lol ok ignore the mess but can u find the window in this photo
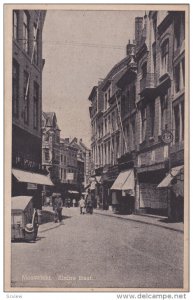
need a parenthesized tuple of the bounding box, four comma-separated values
(131, 118, 135, 150)
(175, 60, 185, 94)
(174, 12, 185, 51)
(33, 24, 38, 65)
(161, 39, 169, 75)
(175, 63, 180, 93)
(174, 105, 180, 142)
(131, 86, 136, 111)
(141, 62, 147, 78)
(24, 71, 29, 124)
(181, 101, 184, 141)
(116, 134, 120, 158)
(173, 101, 184, 143)
(13, 10, 18, 40)
(141, 107, 147, 142)
(112, 111, 115, 131)
(160, 92, 168, 132)
(108, 89, 111, 100)
(104, 93, 108, 110)
(182, 58, 185, 88)
(150, 101, 155, 137)
(121, 95, 126, 116)
(33, 82, 39, 129)
(44, 149, 50, 161)
(12, 60, 19, 118)
(63, 169, 66, 180)
(23, 11, 29, 53)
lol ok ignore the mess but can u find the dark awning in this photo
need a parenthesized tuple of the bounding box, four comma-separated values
(157, 166, 184, 188)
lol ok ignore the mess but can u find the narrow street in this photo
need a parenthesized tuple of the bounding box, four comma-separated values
(11, 208, 183, 289)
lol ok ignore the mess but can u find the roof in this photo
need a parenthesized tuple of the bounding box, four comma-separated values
(42, 112, 60, 130)
(88, 86, 98, 101)
(12, 196, 33, 211)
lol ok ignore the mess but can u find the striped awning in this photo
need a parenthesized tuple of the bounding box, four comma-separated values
(111, 169, 135, 191)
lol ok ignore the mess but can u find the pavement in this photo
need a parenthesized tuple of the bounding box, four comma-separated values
(39, 206, 184, 233)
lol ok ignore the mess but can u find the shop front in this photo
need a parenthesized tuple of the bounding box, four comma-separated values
(12, 168, 54, 209)
(157, 165, 184, 221)
(110, 169, 135, 214)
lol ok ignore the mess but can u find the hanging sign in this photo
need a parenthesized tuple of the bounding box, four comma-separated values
(161, 130, 173, 144)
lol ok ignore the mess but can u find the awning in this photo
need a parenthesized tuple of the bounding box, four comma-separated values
(12, 196, 33, 211)
(12, 169, 53, 186)
(111, 169, 135, 191)
(68, 190, 79, 194)
(157, 165, 184, 188)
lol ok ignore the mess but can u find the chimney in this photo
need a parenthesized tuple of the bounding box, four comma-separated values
(135, 17, 143, 46)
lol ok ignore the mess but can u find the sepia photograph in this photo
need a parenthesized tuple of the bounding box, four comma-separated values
(4, 4, 189, 292)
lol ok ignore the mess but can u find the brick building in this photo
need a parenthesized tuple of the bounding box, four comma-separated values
(12, 10, 53, 207)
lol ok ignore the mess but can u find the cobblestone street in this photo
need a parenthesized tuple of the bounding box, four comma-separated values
(11, 207, 183, 290)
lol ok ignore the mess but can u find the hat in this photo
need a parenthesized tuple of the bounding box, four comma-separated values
(25, 223, 34, 233)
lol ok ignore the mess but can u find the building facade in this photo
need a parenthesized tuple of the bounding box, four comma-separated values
(42, 112, 61, 185)
(12, 10, 52, 207)
(88, 10, 185, 219)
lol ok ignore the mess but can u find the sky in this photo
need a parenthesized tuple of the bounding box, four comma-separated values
(42, 9, 145, 147)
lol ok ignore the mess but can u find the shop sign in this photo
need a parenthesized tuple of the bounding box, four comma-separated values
(67, 173, 74, 180)
(27, 183, 38, 190)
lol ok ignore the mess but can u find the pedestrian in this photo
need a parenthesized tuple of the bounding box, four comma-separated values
(53, 194, 63, 223)
(79, 196, 85, 215)
(86, 189, 93, 214)
(72, 198, 76, 207)
(67, 198, 71, 208)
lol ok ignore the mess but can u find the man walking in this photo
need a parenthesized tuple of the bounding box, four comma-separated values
(53, 194, 63, 222)
(79, 196, 85, 215)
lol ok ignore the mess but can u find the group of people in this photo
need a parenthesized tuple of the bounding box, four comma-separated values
(52, 190, 93, 222)
(79, 190, 93, 215)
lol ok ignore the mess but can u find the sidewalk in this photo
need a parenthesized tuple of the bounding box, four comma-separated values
(38, 206, 184, 233)
(94, 209, 184, 233)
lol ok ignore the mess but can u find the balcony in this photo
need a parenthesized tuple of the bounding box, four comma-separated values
(140, 73, 156, 96)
